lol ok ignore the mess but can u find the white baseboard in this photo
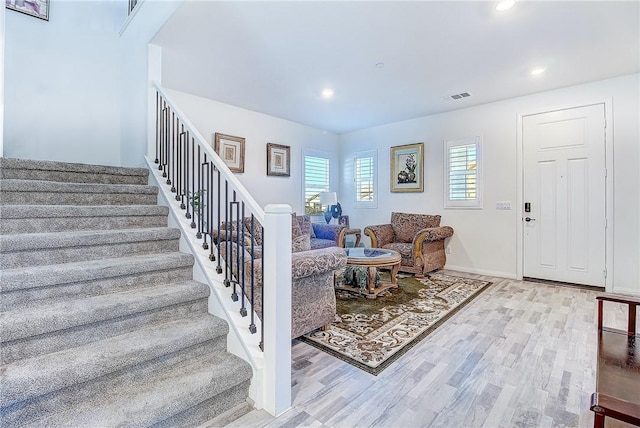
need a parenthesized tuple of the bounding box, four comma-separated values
(444, 264, 517, 280)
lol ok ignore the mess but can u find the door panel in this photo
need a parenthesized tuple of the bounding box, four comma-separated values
(523, 104, 605, 287)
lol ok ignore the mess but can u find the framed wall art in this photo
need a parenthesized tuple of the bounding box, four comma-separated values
(390, 142, 424, 192)
(6, 0, 49, 20)
(266, 143, 290, 177)
(214, 133, 245, 173)
(338, 215, 350, 228)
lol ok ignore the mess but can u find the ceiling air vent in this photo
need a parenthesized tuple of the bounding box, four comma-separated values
(441, 92, 472, 101)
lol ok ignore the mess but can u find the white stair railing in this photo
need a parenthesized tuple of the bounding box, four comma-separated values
(146, 81, 292, 416)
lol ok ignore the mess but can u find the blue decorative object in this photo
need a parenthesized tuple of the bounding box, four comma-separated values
(330, 202, 342, 219)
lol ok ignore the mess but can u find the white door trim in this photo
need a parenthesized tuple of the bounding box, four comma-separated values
(516, 98, 614, 290)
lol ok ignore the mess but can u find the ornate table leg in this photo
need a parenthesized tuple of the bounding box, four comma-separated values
(390, 263, 400, 285)
(367, 266, 377, 296)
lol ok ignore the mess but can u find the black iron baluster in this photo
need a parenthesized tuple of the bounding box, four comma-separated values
(209, 162, 216, 261)
(249, 214, 257, 334)
(223, 180, 230, 286)
(201, 155, 209, 249)
(166, 112, 173, 185)
(186, 136, 194, 221)
(177, 126, 184, 204)
(170, 115, 177, 193)
(216, 170, 223, 271)
(194, 144, 201, 233)
(183, 131, 190, 213)
(155, 92, 159, 164)
(240, 202, 247, 317)
(159, 100, 165, 172)
(259, 229, 264, 351)
(230, 198, 239, 302)
(161, 106, 168, 178)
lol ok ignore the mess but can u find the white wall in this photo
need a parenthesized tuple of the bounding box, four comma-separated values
(164, 89, 340, 212)
(340, 74, 640, 294)
(4, 1, 123, 165)
(1, 2, 5, 156)
(4, 0, 181, 167)
(118, 0, 181, 167)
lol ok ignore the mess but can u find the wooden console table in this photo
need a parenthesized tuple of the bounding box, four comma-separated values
(590, 293, 640, 428)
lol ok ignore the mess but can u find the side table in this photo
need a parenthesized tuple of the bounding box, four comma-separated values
(343, 228, 361, 247)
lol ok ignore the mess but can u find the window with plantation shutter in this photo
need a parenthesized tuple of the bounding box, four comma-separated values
(444, 137, 482, 209)
(303, 152, 330, 215)
(354, 150, 376, 208)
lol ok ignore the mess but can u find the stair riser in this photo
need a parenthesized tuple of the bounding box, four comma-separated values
(1, 299, 209, 365)
(157, 380, 251, 428)
(1, 318, 229, 409)
(0, 169, 149, 185)
(0, 239, 180, 269)
(1, 267, 194, 311)
(1, 339, 226, 428)
(0, 191, 157, 206)
(1, 215, 169, 234)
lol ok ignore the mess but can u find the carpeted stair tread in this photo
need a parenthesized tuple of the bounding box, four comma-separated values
(1, 280, 209, 343)
(0, 314, 228, 408)
(0, 205, 170, 233)
(0, 227, 180, 252)
(1, 253, 194, 293)
(0, 179, 158, 195)
(0, 157, 149, 183)
(0, 158, 253, 426)
(32, 351, 252, 428)
(0, 204, 169, 219)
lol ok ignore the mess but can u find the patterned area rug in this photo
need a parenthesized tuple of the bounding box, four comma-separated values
(300, 272, 492, 375)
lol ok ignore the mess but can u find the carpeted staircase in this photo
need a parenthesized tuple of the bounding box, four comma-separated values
(0, 157, 253, 427)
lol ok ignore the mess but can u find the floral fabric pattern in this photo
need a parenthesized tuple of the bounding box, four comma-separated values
(296, 214, 315, 238)
(218, 241, 347, 338)
(365, 213, 453, 276)
(391, 212, 440, 243)
(292, 235, 311, 253)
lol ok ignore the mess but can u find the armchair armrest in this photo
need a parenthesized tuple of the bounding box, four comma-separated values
(413, 226, 454, 256)
(291, 247, 347, 280)
(364, 224, 394, 248)
(312, 223, 347, 247)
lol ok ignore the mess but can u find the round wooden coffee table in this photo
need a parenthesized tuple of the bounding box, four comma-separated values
(336, 248, 402, 299)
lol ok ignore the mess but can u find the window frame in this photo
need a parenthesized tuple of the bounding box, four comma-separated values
(444, 136, 483, 209)
(303, 149, 331, 216)
(353, 149, 377, 209)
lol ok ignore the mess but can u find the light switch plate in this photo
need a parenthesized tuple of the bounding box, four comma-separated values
(496, 201, 511, 210)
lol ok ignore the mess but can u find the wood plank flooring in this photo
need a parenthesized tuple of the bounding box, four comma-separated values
(228, 271, 635, 428)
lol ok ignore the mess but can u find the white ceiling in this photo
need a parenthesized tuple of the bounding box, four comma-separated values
(152, 1, 640, 134)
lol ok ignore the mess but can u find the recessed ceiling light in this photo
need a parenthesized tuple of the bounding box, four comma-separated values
(496, 0, 515, 11)
(321, 88, 334, 99)
(530, 67, 546, 76)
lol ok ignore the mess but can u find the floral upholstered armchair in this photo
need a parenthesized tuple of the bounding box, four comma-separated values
(364, 212, 454, 277)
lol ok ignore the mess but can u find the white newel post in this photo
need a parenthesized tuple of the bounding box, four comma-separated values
(262, 204, 292, 416)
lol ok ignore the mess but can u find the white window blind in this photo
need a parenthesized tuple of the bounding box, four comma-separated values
(304, 153, 330, 215)
(444, 137, 482, 209)
(354, 150, 376, 208)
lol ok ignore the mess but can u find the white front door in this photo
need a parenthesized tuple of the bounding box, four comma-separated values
(523, 104, 606, 287)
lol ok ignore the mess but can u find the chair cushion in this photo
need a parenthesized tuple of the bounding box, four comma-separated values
(382, 243, 414, 267)
(391, 212, 441, 243)
(292, 234, 311, 253)
(310, 237, 336, 250)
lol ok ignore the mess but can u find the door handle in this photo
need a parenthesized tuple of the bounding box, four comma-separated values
(525, 217, 536, 222)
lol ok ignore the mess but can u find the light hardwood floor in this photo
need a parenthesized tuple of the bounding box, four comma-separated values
(229, 271, 634, 428)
